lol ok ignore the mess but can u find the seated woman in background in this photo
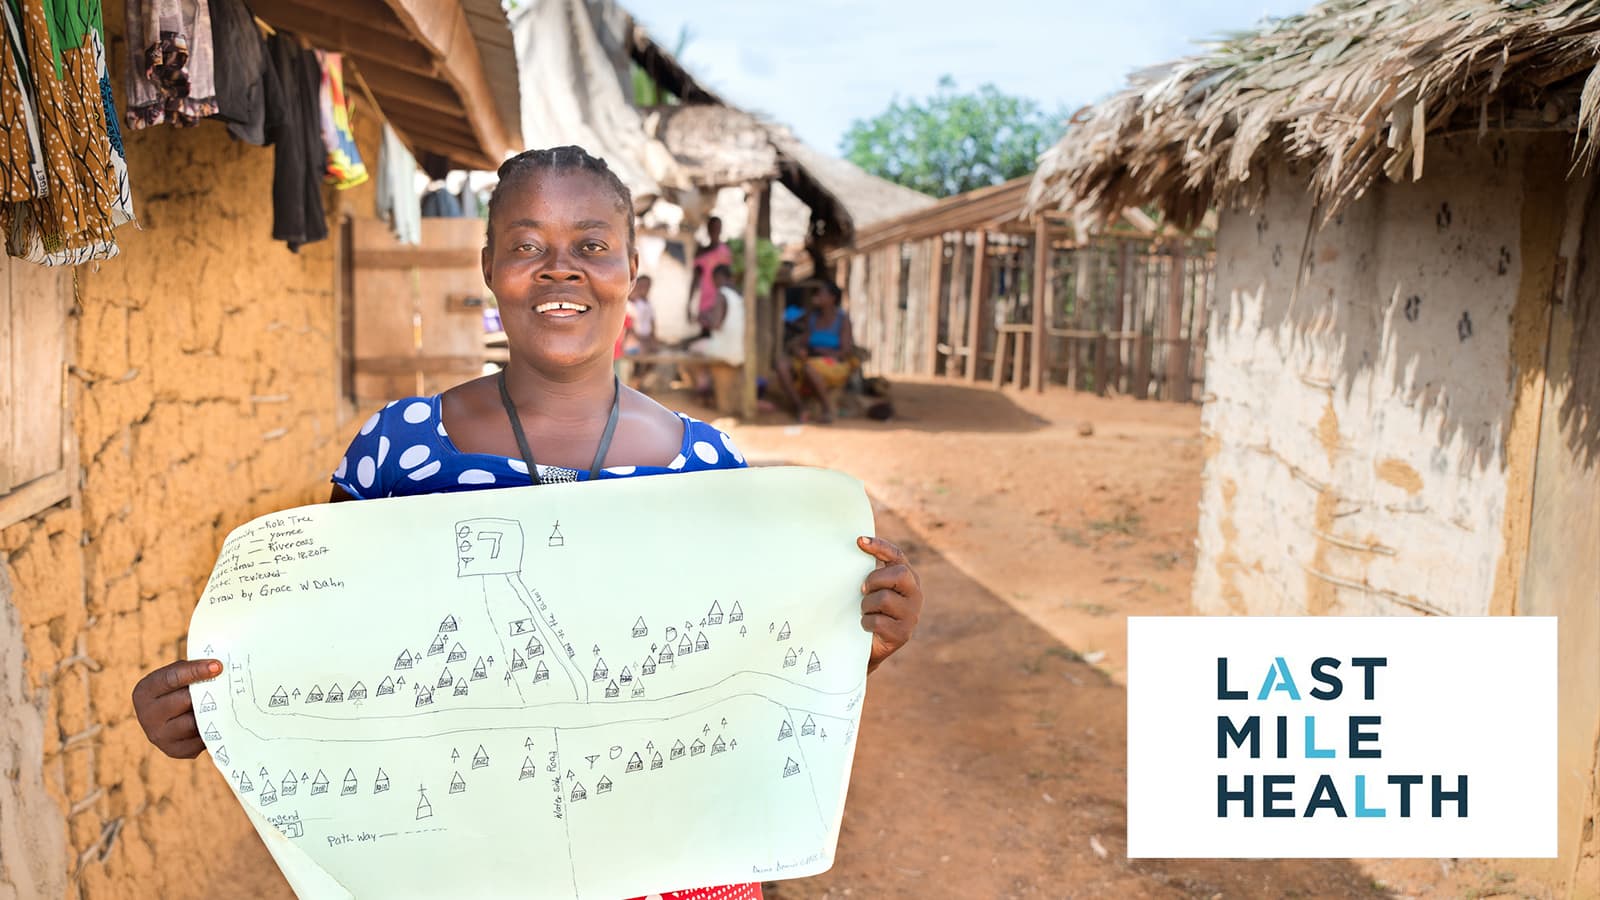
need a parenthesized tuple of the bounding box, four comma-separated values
(792, 279, 856, 424)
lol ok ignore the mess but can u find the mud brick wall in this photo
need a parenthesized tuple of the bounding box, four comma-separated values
(0, 12, 385, 894)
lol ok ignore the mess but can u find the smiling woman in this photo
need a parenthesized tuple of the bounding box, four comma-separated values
(128, 144, 926, 900)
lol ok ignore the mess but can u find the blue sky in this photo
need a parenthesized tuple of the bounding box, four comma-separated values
(624, 0, 1309, 153)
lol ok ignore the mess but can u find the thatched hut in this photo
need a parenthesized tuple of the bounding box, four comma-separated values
(1028, 0, 1598, 889)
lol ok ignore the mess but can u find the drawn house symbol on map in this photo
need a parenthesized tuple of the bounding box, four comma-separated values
(472, 745, 489, 770)
(198, 691, 217, 713)
(416, 790, 433, 820)
(349, 682, 368, 701)
(439, 615, 458, 632)
(202, 723, 221, 744)
(711, 736, 727, 755)
(729, 602, 744, 623)
(783, 648, 797, 668)
(677, 634, 692, 656)
(450, 772, 466, 794)
(778, 622, 791, 640)
(325, 684, 344, 703)
(238, 772, 254, 793)
(632, 681, 645, 698)
(269, 687, 288, 707)
(604, 680, 619, 699)
(377, 677, 395, 697)
(706, 602, 724, 625)
(471, 658, 487, 680)
(690, 739, 706, 757)
(548, 522, 565, 547)
(310, 771, 329, 795)
(671, 740, 686, 760)
(415, 685, 434, 706)
(619, 666, 632, 684)
(453, 678, 469, 697)
(447, 643, 467, 663)
(632, 616, 648, 638)
(596, 775, 614, 795)
(374, 769, 391, 793)
(592, 659, 608, 682)
(532, 660, 550, 683)
(259, 781, 278, 806)
(695, 632, 709, 652)
(658, 644, 674, 664)
(395, 650, 414, 670)
(569, 781, 586, 801)
(213, 746, 229, 766)
(783, 757, 800, 777)
(807, 652, 821, 675)
(341, 770, 358, 796)
(281, 771, 298, 796)
(436, 668, 453, 689)
(778, 720, 793, 740)
(801, 716, 817, 736)
(510, 649, 527, 672)
(625, 752, 643, 773)
(520, 757, 537, 780)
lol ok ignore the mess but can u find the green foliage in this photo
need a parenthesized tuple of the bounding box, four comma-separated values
(726, 238, 782, 299)
(841, 76, 1067, 198)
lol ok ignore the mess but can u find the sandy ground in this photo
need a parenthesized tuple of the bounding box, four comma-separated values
(184, 378, 1550, 899)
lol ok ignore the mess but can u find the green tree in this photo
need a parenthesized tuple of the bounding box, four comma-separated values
(841, 77, 1066, 198)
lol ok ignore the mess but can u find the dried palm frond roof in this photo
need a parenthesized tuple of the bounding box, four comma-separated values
(1026, 0, 1600, 226)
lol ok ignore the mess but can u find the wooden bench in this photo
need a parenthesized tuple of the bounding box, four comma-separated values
(624, 349, 742, 415)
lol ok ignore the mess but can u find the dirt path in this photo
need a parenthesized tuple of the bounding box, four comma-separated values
(710, 379, 1532, 900)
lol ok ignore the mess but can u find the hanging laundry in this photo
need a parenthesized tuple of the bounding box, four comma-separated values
(375, 123, 420, 245)
(124, 0, 220, 129)
(208, 0, 278, 145)
(0, 0, 48, 201)
(2, 0, 133, 265)
(265, 31, 326, 251)
(316, 51, 366, 188)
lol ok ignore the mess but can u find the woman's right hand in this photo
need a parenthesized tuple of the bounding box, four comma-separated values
(131, 659, 222, 758)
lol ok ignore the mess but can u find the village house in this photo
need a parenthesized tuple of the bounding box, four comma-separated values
(1027, 1, 1598, 893)
(0, 1, 518, 896)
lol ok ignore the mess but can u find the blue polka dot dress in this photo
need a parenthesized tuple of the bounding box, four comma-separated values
(331, 395, 748, 499)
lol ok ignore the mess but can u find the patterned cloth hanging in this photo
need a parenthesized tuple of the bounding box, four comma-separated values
(1, 0, 134, 266)
(316, 51, 367, 189)
(124, 0, 219, 128)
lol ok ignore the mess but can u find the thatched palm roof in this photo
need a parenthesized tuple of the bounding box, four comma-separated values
(1026, 0, 1600, 226)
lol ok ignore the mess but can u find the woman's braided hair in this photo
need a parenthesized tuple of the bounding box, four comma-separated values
(487, 146, 635, 251)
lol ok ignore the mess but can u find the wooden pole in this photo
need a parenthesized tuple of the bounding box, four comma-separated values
(965, 230, 989, 382)
(740, 182, 761, 419)
(1112, 240, 1130, 394)
(925, 235, 945, 376)
(1164, 242, 1188, 402)
(946, 233, 968, 377)
(1030, 216, 1050, 392)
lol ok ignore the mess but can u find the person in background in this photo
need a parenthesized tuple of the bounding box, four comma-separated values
(681, 264, 744, 407)
(624, 274, 656, 354)
(793, 279, 856, 424)
(686, 216, 732, 336)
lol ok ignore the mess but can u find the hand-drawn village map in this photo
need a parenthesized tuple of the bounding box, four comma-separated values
(187, 467, 876, 899)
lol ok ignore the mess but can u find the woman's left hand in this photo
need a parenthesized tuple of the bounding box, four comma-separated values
(857, 536, 923, 673)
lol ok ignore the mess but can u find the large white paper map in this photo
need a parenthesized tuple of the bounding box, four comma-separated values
(186, 466, 876, 899)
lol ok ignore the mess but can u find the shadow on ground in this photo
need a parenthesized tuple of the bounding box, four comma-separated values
(765, 503, 1387, 900)
(663, 381, 1054, 436)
